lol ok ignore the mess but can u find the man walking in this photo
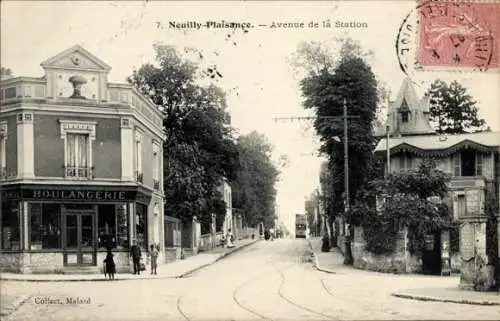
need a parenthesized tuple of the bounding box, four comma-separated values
(130, 240, 142, 275)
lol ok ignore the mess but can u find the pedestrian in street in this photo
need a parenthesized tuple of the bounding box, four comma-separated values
(103, 247, 116, 280)
(149, 244, 159, 275)
(130, 240, 142, 275)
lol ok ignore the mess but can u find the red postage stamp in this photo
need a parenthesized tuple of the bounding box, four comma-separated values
(417, 0, 500, 71)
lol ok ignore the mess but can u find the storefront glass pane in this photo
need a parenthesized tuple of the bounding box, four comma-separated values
(1, 200, 20, 250)
(116, 204, 129, 249)
(81, 215, 93, 247)
(66, 215, 78, 248)
(98, 204, 115, 249)
(30, 204, 61, 249)
(136, 204, 147, 249)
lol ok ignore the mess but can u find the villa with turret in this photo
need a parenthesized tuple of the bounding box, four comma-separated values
(336, 78, 499, 290)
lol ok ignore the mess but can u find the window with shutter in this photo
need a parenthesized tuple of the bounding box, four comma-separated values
(453, 153, 461, 176)
(475, 152, 483, 176)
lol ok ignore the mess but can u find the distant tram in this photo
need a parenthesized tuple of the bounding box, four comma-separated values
(295, 214, 307, 238)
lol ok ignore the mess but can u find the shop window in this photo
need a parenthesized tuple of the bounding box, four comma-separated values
(1, 200, 20, 250)
(29, 204, 61, 249)
(116, 204, 129, 249)
(97, 204, 129, 250)
(136, 204, 148, 249)
(98, 204, 115, 249)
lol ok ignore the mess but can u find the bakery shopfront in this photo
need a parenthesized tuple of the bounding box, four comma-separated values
(0, 184, 153, 273)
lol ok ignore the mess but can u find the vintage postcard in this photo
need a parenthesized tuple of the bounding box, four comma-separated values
(1, 1, 499, 320)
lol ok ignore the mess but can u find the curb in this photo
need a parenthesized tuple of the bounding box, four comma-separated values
(308, 239, 337, 274)
(0, 240, 259, 283)
(391, 292, 500, 306)
(0, 274, 178, 282)
(0, 295, 31, 317)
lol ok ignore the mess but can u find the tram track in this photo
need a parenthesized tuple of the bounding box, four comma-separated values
(231, 269, 280, 321)
(272, 261, 339, 321)
(178, 240, 342, 321)
(176, 295, 191, 321)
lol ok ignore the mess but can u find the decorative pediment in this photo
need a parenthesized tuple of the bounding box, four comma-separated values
(41, 45, 111, 72)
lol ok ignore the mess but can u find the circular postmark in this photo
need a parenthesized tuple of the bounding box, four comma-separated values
(396, 0, 496, 80)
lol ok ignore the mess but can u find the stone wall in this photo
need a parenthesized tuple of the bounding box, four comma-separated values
(0, 251, 132, 274)
(165, 247, 181, 263)
(0, 253, 24, 273)
(96, 251, 131, 273)
(351, 226, 421, 274)
(451, 253, 461, 273)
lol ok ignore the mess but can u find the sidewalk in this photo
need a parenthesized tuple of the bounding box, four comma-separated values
(392, 287, 500, 306)
(0, 238, 258, 282)
(308, 237, 346, 274)
(308, 237, 500, 306)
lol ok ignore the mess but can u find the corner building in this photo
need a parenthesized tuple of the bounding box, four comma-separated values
(0, 45, 165, 273)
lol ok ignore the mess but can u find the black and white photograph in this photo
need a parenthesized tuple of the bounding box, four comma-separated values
(1, 1, 499, 320)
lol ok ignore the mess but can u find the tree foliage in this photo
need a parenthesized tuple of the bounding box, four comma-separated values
(1, 67, 13, 80)
(298, 38, 379, 219)
(128, 45, 239, 226)
(426, 80, 488, 134)
(350, 160, 455, 255)
(231, 131, 279, 228)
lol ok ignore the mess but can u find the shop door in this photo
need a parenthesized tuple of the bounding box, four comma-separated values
(64, 212, 96, 266)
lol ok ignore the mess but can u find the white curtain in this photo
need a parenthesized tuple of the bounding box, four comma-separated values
(67, 135, 77, 167)
(76, 134, 88, 168)
(67, 134, 88, 175)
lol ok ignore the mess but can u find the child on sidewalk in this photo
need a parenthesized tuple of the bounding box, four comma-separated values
(103, 248, 116, 280)
(149, 244, 159, 275)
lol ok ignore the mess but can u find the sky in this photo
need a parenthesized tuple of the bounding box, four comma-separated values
(2, 1, 499, 231)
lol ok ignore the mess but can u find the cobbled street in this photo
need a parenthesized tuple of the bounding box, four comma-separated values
(2, 239, 499, 321)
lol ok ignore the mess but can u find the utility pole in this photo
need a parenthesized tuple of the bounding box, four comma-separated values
(385, 89, 392, 181)
(342, 98, 353, 265)
(273, 99, 358, 265)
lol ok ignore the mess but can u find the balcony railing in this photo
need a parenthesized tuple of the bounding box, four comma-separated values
(136, 171, 144, 183)
(153, 179, 160, 191)
(64, 166, 92, 179)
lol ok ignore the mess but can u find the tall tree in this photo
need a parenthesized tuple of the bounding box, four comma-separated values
(298, 39, 379, 219)
(128, 45, 239, 227)
(231, 131, 279, 228)
(427, 80, 488, 134)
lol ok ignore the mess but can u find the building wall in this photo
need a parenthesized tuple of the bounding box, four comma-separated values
(33, 114, 121, 179)
(92, 118, 121, 179)
(34, 113, 65, 177)
(5, 114, 18, 177)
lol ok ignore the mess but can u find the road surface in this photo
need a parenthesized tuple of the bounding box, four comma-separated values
(2, 239, 498, 320)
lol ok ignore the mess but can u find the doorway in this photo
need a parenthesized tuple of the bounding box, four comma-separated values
(63, 210, 96, 266)
(422, 232, 442, 275)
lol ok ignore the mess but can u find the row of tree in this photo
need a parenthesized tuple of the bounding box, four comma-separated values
(296, 38, 489, 255)
(128, 45, 279, 231)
